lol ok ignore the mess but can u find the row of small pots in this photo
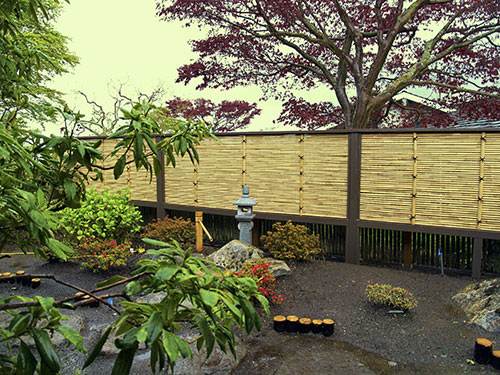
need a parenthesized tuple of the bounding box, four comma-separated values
(474, 337, 500, 370)
(0, 271, 41, 288)
(273, 315, 335, 336)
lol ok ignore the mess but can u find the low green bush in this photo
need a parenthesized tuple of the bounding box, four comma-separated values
(260, 221, 321, 261)
(58, 189, 142, 241)
(142, 216, 195, 247)
(365, 283, 417, 311)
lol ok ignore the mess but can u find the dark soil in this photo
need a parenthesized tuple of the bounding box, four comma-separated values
(235, 261, 500, 374)
(1, 255, 499, 374)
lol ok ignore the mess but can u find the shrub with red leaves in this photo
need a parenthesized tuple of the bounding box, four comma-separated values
(75, 238, 132, 272)
(235, 261, 285, 304)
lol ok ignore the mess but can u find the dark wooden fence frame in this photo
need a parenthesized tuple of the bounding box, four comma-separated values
(83, 126, 500, 278)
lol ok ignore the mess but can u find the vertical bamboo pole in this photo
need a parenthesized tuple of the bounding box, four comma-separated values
(477, 133, 486, 229)
(193, 165, 199, 207)
(195, 211, 203, 253)
(472, 133, 486, 278)
(242, 135, 247, 186)
(411, 132, 418, 225)
(299, 134, 305, 215)
(155, 136, 166, 219)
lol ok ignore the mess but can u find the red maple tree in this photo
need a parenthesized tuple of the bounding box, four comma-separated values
(166, 97, 260, 132)
(158, 0, 499, 129)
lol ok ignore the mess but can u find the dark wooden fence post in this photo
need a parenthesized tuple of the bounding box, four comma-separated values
(156, 136, 166, 219)
(346, 132, 361, 264)
(252, 219, 261, 247)
(472, 237, 483, 279)
(403, 231, 413, 269)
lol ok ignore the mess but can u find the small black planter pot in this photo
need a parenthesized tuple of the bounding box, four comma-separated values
(491, 350, 500, 370)
(286, 315, 299, 333)
(298, 318, 312, 334)
(31, 278, 41, 289)
(74, 292, 86, 301)
(474, 338, 493, 365)
(0, 272, 12, 284)
(311, 319, 323, 334)
(5, 272, 15, 284)
(322, 319, 335, 337)
(15, 270, 26, 285)
(273, 315, 287, 332)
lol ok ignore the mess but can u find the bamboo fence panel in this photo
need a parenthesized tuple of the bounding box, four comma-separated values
(245, 135, 300, 214)
(87, 132, 500, 235)
(415, 133, 480, 228)
(127, 157, 157, 202)
(196, 137, 243, 209)
(302, 134, 348, 217)
(165, 149, 197, 206)
(360, 134, 413, 223)
(92, 139, 130, 194)
(481, 134, 500, 231)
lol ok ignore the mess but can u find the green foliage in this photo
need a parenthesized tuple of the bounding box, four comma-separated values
(365, 283, 418, 311)
(0, 295, 85, 374)
(75, 239, 133, 272)
(143, 217, 195, 247)
(260, 221, 322, 261)
(59, 190, 143, 241)
(84, 239, 269, 374)
(0, 0, 79, 123)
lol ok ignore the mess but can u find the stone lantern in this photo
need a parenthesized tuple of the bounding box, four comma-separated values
(234, 185, 256, 244)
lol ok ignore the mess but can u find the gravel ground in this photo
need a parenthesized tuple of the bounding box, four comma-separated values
(1, 255, 499, 374)
(235, 261, 500, 374)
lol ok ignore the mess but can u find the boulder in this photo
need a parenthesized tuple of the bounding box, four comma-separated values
(243, 258, 291, 278)
(452, 278, 500, 332)
(208, 240, 263, 271)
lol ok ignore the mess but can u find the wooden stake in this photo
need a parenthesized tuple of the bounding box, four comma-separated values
(195, 211, 204, 253)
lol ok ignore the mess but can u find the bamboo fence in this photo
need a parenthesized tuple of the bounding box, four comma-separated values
(89, 130, 500, 232)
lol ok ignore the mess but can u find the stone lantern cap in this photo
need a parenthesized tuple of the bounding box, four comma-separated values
(234, 185, 256, 207)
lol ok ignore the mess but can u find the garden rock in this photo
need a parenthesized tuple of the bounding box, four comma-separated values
(452, 278, 500, 332)
(128, 327, 247, 375)
(51, 312, 85, 348)
(208, 240, 263, 271)
(243, 258, 291, 278)
(136, 291, 166, 304)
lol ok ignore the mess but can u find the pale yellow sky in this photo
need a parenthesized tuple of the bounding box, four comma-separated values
(49, 0, 295, 134)
(49, 0, 430, 135)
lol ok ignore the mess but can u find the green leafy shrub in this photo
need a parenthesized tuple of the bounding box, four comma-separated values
(59, 190, 142, 241)
(142, 216, 195, 247)
(83, 238, 269, 373)
(75, 239, 133, 272)
(260, 221, 321, 261)
(365, 283, 417, 311)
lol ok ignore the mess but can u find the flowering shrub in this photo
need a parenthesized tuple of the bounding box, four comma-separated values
(365, 283, 417, 311)
(260, 221, 321, 261)
(142, 216, 195, 247)
(75, 239, 133, 272)
(236, 261, 285, 304)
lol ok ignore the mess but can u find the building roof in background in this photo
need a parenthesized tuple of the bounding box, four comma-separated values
(453, 119, 500, 128)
